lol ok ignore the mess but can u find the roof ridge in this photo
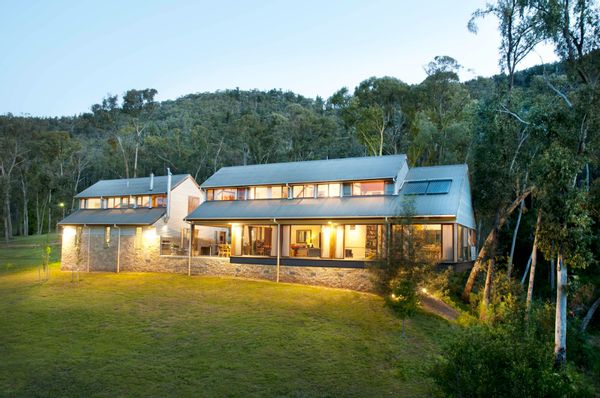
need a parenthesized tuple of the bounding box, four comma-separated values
(95, 174, 190, 183)
(216, 154, 407, 171)
(409, 164, 467, 169)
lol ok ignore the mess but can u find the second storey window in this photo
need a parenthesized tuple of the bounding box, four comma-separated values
(86, 198, 102, 209)
(317, 183, 341, 198)
(292, 184, 315, 198)
(352, 181, 385, 196)
(214, 189, 236, 201)
(153, 195, 167, 207)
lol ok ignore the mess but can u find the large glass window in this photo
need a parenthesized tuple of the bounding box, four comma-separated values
(351, 181, 385, 196)
(457, 225, 472, 261)
(214, 189, 236, 201)
(153, 195, 167, 207)
(292, 184, 315, 198)
(317, 183, 341, 198)
(289, 225, 321, 257)
(344, 224, 384, 260)
(251, 186, 270, 199)
(136, 195, 151, 208)
(192, 226, 230, 256)
(392, 224, 442, 260)
(86, 198, 102, 209)
(246, 186, 287, 200)
(442, 224, 453, 261)
(241, 225, 275, 256)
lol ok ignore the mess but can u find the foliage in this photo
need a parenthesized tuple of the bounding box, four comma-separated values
(431, 305, 591, 398)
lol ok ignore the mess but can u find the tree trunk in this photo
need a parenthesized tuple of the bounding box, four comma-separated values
(116, 136, 130, 179)
(550, 242, 555, 291)
(580, 296, 600, 332)
(133, 142, 139, 178)
(480, 259, 495, 320)
(554, 252, 567, 368)
(47, 191, 52, 235)
(507, 199, 524, 277)
(4, 186, 12, 242)
(462, 190, 531, 302)
(521, 253, 533, 285)
(463, 226, 496, 302)
(21, 174, 28, 237)
(3, 217, 7, 243)
(526, 211, 542, 313)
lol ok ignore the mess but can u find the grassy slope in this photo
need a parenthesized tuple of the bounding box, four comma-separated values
(0, 233, 60, 271)
(0, 236, 452, 397)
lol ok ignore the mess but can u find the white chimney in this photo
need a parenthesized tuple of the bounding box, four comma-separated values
(149, 173, 154, 191)
(165, 168, 172, 221)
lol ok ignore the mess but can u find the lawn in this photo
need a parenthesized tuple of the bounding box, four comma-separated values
(0, 233, 60, 272)
(0, 235, 453, 397)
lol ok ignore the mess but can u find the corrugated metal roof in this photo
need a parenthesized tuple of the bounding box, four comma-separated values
(188, 164, 475, 228)
(58, 208, 166, 225)
(75, 174, 190, 198)
(186, 196, 401, 220)
(201, 155, 407, 188)
(402, 164, 475, 228)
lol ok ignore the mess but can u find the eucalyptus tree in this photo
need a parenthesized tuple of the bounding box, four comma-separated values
(531, 0, 600, 367)
(411, 56, 473, 166)
(121, 89, 158, 178)
(333, 77, 410, 156)
(463, 0, 548, 306)
(469, 0, 545, 91)
(0, 118, 27, 241)
(91, 95, 130, 178)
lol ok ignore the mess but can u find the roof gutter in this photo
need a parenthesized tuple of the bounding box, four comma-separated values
(165, 168, 172, 222)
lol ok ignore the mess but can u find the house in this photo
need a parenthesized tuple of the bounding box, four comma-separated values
(58, 155, 476, 292)
(58, 172, 224, 272)
(185, 155, 476, 290)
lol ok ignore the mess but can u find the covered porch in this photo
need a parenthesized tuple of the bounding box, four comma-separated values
(190, 218, 476, 267)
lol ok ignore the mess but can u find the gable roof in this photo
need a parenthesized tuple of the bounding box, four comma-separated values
(399, 164, 475, 228)
(201, 155, 407, 188)
(187, 163, 476, 228)
(58, 208, 166, 226)
(75, 174, 190, 198)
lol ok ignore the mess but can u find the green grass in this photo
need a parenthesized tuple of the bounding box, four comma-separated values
(0, 235, 454, 397)
(0, 233, 60, 272)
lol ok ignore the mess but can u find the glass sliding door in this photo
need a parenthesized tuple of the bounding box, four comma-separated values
(289, 225, 321, 257)
(241, 225, 275, 256)
(321, 225, 344, 259)
(344, 224, 384, 260)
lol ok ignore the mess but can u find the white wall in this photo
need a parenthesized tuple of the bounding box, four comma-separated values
(394, 159, 410, 194)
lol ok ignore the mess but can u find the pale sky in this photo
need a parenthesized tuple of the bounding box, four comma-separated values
(0, 0, 557, 117)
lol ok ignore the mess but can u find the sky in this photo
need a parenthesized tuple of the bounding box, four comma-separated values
(0, 0, 558, 117)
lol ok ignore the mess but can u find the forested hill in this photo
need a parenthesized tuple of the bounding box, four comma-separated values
(0, 55, 597, 245)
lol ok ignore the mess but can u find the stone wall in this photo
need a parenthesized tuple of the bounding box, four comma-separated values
(61, 226, 374, 291)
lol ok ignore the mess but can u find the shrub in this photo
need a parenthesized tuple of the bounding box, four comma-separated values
(430, 308, 591, 397)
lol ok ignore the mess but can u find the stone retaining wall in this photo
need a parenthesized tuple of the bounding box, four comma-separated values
(61, 228, 374, 291)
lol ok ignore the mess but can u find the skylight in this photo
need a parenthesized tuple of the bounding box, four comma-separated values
(402, 179, 452, 195)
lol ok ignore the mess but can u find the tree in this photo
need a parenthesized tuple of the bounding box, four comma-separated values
(370, 199, 437, 335)
(535, 143, 592, 367)
(121, 89, 158, 178)
(469, 0, 545, 91)
(0, 118, 28, 241)
(411, 56, 473, 165)
(336, 77, 410, 156)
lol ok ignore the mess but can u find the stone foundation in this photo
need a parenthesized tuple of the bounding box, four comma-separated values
(61, 226, 374, 291)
